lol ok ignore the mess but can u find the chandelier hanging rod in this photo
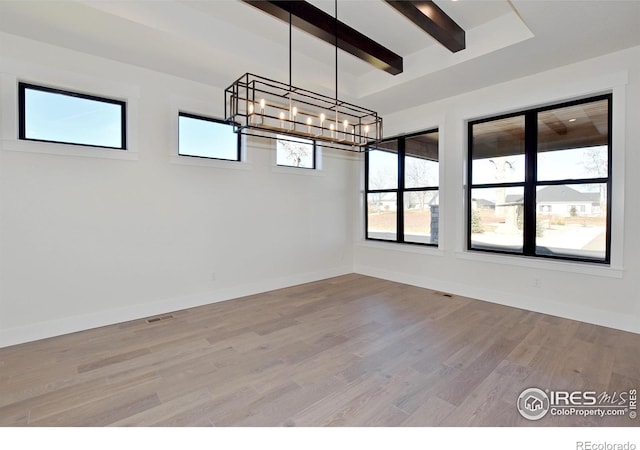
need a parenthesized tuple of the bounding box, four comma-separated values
(242, 0, 403, 75)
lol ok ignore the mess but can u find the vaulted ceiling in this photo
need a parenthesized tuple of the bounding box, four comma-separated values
(0, 1, 639, 114)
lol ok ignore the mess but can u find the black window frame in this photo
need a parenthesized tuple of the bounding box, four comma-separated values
(18, 82, 127, 150)
(178, 112, 241, 162)
(275, 135, 317, 170)
(467, 94, 612, 264)
(365, 128, 440, 247)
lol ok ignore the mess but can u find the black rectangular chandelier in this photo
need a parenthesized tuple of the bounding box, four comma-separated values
(225, 1, 385, 152)
(224, 73, 382, 152)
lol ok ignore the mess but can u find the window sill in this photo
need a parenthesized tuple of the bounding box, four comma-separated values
(1, 138, 138, 161)
(357, 239, 444, 257)
(455, 250, 623, 278)
(272, 165, 325, 177)
(170, 155, 251, 171)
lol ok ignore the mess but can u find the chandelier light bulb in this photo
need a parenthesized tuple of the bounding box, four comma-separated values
(306, 117, 312, 133)
(289, 106, 297, 130)
(248, 103, 254, 124)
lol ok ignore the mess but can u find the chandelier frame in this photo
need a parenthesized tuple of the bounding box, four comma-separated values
(224, 72, 382, 152)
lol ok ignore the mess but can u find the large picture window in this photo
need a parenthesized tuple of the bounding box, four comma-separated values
(178, 113, 240, 161)
(19, 82, 126, 149)
(468, 95, 611, 263)
(365, 129, 439, 246)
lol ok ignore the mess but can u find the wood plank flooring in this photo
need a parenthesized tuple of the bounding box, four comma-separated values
(1, 274, 638, 426)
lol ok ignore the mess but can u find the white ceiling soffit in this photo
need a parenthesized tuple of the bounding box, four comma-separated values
(356, 4, 533, 98)
(84, 0, 359, 98)
(0, 1, 639, 114)
(364, 0, 640, 113)
(0, 0, 525, 101)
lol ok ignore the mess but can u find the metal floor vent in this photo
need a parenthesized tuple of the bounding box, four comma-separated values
(146, 314, 175, 324)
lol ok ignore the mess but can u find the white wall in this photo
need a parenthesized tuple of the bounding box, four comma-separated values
(355, 46, 640, 334)
(0, 33, 358, 347)
(1, 33, 638, 349)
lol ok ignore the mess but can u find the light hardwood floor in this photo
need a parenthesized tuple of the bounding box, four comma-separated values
(1, 274, 638, 426)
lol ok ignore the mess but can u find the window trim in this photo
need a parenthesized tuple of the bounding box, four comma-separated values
(365, 128, 440, 247)
(178, 111, 241, 162)
(275, 135, 317, 170)
(467, 94, 612, 264)
(18, 82, 127, 150)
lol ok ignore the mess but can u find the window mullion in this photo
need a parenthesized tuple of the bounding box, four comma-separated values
(523, 112, 538, 256)
(397, 137, 405, 243)
(364, 150, 370, 239)
(467, 122, 474, 252)
(605, 95, 613, 264)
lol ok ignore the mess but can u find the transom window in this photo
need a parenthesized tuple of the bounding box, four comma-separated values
(468, 95, 611, 263)
(19, 82, 126, 149)
(365, 129, 439, 246)
(178, 113, 240, 161)
(276, 135, 316, 169)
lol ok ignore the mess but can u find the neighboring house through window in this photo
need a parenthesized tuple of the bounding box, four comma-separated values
(468, 95, 611, 263)
(365, 129, 439, 246)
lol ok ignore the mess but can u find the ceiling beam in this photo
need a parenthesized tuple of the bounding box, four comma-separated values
(384, 1, 465, 53)
(242, 0, 403, 75)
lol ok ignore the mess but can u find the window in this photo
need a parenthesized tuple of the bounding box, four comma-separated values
(365, 129, 439, 246)
(19, 82, 126, 149)
(178, 113, 240, 161)
(276, 135, 315, 169)
(468, 95, 611, 263)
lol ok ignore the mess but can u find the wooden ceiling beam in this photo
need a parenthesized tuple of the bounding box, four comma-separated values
(384, 1, 465, 53)
(242, 0, 403, 75)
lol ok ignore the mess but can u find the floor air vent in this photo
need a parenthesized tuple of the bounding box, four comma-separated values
(146, 314, 175, 324)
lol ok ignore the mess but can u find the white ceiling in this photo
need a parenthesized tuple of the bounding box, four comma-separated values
(0, 0, 639, 114)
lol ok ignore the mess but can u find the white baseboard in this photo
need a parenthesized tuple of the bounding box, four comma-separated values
(354, 264, 640, 335)
(0, 266, 353, 348)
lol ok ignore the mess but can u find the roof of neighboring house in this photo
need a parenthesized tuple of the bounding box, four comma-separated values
(505, 185, 600, 204)
(472, 198, 495, 208)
